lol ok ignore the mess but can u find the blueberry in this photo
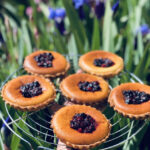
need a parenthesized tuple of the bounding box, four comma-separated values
(70, 113, 97, 133)
(34, 52, 54, 67)
(20, 81, 42, 98)
(78, 81, 101, 92)
(94, 58, 114, 67)
(123, 90, 150, 104)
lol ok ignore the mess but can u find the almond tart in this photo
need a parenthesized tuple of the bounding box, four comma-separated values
(24, 50, 70, 77)
(52, 105, 111, 150)
(1, 75, 56, 111)
(60, 73, 110, 106)
(108, 83, 150, 119)
(79, 50, 124, 78)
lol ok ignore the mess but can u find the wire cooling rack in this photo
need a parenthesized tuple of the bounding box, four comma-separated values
(0, 65, 148, 150)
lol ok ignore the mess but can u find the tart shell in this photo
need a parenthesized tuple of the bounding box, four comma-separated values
(79, 50, 124, 78)
(52, 105, 111, 150)
(108, 83, 150, 119)
(60, 73, 110, 105)
(23, 50, 70, 77)
(1, 75, 56, 111)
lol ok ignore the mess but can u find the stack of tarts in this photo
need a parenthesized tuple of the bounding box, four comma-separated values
(2, 49, 150, 150)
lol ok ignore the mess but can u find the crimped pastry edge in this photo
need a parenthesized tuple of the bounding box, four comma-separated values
(60, 81, 110, 105)
(52, 106, 111, 150)
(24, 62, 70, 78)
(79, 57, 124, 78)
(108, 96, 150, 120)
(1, 76, 56, 112)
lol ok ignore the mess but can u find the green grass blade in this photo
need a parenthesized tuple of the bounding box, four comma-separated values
(102, 0, 112, 51)
(134, 43, 150, 79)
(91, 18, 100, 50)
(68, 34, 79, 72)
(62, 0, 88, 53)
(0, 133, 4, 150)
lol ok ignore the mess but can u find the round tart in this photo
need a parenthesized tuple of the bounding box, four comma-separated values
(23, 50, 70, 77)
(108, 83, 150, 119)
(79, 50, 124, 78)
(60, 73, 110, 105)
(1, 75, 56, 111)
(52, 105, 111, 150)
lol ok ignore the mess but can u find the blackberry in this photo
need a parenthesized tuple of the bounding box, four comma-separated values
(78, 81, 101, 92)
(94, 58, 114, 67)
(70, 113, 97, 133)
(34, 52, 54, 67)
(123, 90, 150, 104)
(20, 81, 42, 98)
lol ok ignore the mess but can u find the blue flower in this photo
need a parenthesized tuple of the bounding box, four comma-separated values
(134, 24, 150, 49)
(94, 0, 105, 19)
(136, 24, 150, 35)
(112, 0, 119, 14)
(48, 8, 66, 35)
(1, 117, 11, 137)
(48, 8, 56, 19)
(73, 0, 86, 9)
(0, 33, 4, 47)
(55, 8, 66, 20)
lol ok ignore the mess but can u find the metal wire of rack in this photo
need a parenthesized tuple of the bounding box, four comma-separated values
(0, 65, 148, 150)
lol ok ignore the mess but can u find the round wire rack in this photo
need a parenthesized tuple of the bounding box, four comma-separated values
(0, 64, 148, 150)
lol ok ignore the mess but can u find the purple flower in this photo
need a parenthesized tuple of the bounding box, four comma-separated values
(72, 0, 86, 20)
(26, 7, 33, 17)
(34, 0, 41, 4)
(0, 33, 4, 46)
(73, 0, 86, 9)
(134, 24, 150, 49)
(136, 24, 150, 35)
(48, 8, 56, 19)
(94, 0, 105, 19)
(112, 0, 119, 14)
(55, 8, 66, 20)
(55, 21, 66, 35)
(1, 117, 12, 137)
(48, 8, 66, 35)
(72, 0, 120, 20)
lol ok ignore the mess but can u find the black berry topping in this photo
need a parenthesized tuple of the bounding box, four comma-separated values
(123, 90, 150, 104)
(34, 52, 54, 67)
(78, 81, 101, 92)
(94, 58, 114, 67)
(70, 113, 97, 133)
(20, 81, 42, 98)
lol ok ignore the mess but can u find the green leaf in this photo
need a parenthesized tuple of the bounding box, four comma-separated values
(21, 20, 32, 55)
(52, 29, 68, 53)
(18, 29, 24, 65)
(0, 133, 4, 150)
(62, 0, 88, 53)
(102, 0, 113, 51)
(91, 18, 100, 50)
(10, 113, 27, 150)
(68, 34, 79, 72)
(134, 43, 150, 79)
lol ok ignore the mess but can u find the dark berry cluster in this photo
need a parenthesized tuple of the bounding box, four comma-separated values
(20, 81, 42, 98)
(78, 81, 101, 92)
(94, 58, 114, 67)
(123, 90, 150, 104)
(70, 113, 97, 133)
(34, 53, 54, 67)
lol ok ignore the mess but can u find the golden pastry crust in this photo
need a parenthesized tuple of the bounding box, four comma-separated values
(1, 75, 56, 111)
(52, 105, 111, 150)
(60, 73, 110, 104)
(79, 50, 124, 78)
(23, 50, 70, 77)
(108, 83, 150, 119)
